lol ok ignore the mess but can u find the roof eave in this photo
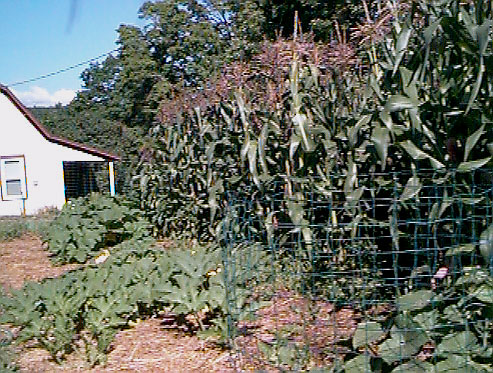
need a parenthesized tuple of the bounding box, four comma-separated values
(0, 84, 121, 161)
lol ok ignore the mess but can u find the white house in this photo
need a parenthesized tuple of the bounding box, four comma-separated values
(0, 84, 120, 216)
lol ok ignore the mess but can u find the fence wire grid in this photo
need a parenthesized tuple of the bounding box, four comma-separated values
(221, 169, 493, 372)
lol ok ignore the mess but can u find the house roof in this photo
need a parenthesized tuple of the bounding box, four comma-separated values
(0, 84, 121, 161)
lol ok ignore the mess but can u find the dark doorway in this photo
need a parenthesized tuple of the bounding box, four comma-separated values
(63, 161, 102, 200)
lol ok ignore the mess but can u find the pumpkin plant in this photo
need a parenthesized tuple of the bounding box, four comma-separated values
(45, 193, 151, 263)
(345, 265, 493, 372)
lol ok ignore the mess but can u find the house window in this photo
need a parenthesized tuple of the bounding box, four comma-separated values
(0, 156, 27, 200)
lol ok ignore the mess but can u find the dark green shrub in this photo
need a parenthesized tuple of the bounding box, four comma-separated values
(345, 266, 493, 372)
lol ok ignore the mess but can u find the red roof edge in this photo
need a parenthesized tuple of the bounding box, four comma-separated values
(0, 84, 121, 161)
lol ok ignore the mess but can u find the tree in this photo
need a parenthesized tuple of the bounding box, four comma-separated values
(251, 0, 362, 41)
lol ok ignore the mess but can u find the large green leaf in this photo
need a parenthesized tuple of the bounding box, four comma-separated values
(371, 126, 390, 170)
(399, 67, 418, 103)
(423, 19, 441, 46)
(292, 113, 315, 152)
(385, 95, 418, 113)
(466, 56, 484, 114)
(379, 109, 393, 131)
(479, 224, 493, 262)
(349, 115, 372, 148)
(437, 331, 480, 356)
(379, 334, 424, 365)
(400, 141, 444, 169)
(290, 133, 301, 160)
(400, 175, 422, 202)
(464, 124, 485, 162)
(379, 315, 428, 364)
(477, 20, 492, 56)
(393, 25, 412, 75)
(344, 354, 372, 373)
(413, 310, 439, 336)
(344, 159, 357, 196)
(396, 290, 434, 312)
(457, 157, 491, 173)
(435, 354, 492, 373)
(473, 284, 493, 304)
(247, 140, 261, 188)
(391, 360, 434, 373)
(353, 321, 385, 349)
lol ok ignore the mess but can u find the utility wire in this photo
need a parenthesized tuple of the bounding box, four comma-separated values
(7, 49, 119, 88)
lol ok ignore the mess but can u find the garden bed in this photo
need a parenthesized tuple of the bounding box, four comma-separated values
(17, 318, 232, 372)
(0, 234, 233, 372)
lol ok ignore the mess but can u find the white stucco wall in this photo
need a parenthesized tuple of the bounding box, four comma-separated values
(0, 92, 105, 216)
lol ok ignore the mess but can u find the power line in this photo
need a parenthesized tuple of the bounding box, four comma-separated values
(7, 49, 119, 88)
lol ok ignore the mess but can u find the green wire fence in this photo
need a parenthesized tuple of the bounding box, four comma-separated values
(221, 169, 493, 372)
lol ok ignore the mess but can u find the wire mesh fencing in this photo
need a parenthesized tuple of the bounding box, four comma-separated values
(220, 169, 493, 372)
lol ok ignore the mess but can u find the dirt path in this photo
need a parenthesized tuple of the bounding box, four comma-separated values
(0, 234, 79, 292)
(0, 235, 234, 372)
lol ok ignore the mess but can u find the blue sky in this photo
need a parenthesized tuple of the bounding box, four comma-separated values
(0, 0, 146, 106)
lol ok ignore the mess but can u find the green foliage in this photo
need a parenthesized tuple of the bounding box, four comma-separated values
(0, 219, 29, 241)
(0, 326, 17, 372)
(0, 217, 54, 242)
(44, 193, 151, 264)
(130, 1, 493, 370)
(346, 267, 493, 372)
(0, 346, 17, 373)
(134, 0, 493, 272)
(30, 0, 359, 195)
(0, 238, 266, 365)
(31, 105, 134, 157)
(16, 0, 493, 369)
(253, 0, 363, 41)
(31, 105, 137, 193)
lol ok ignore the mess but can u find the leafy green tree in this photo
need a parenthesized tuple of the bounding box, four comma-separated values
(252, 0, 362, 40)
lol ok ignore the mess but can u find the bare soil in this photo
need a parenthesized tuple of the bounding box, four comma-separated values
(0, 234, 79, 292)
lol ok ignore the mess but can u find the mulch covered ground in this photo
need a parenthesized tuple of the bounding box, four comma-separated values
(234, 291, 359, 371)
(0, 234, 234, 372)
(0, 234, 80, 292)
